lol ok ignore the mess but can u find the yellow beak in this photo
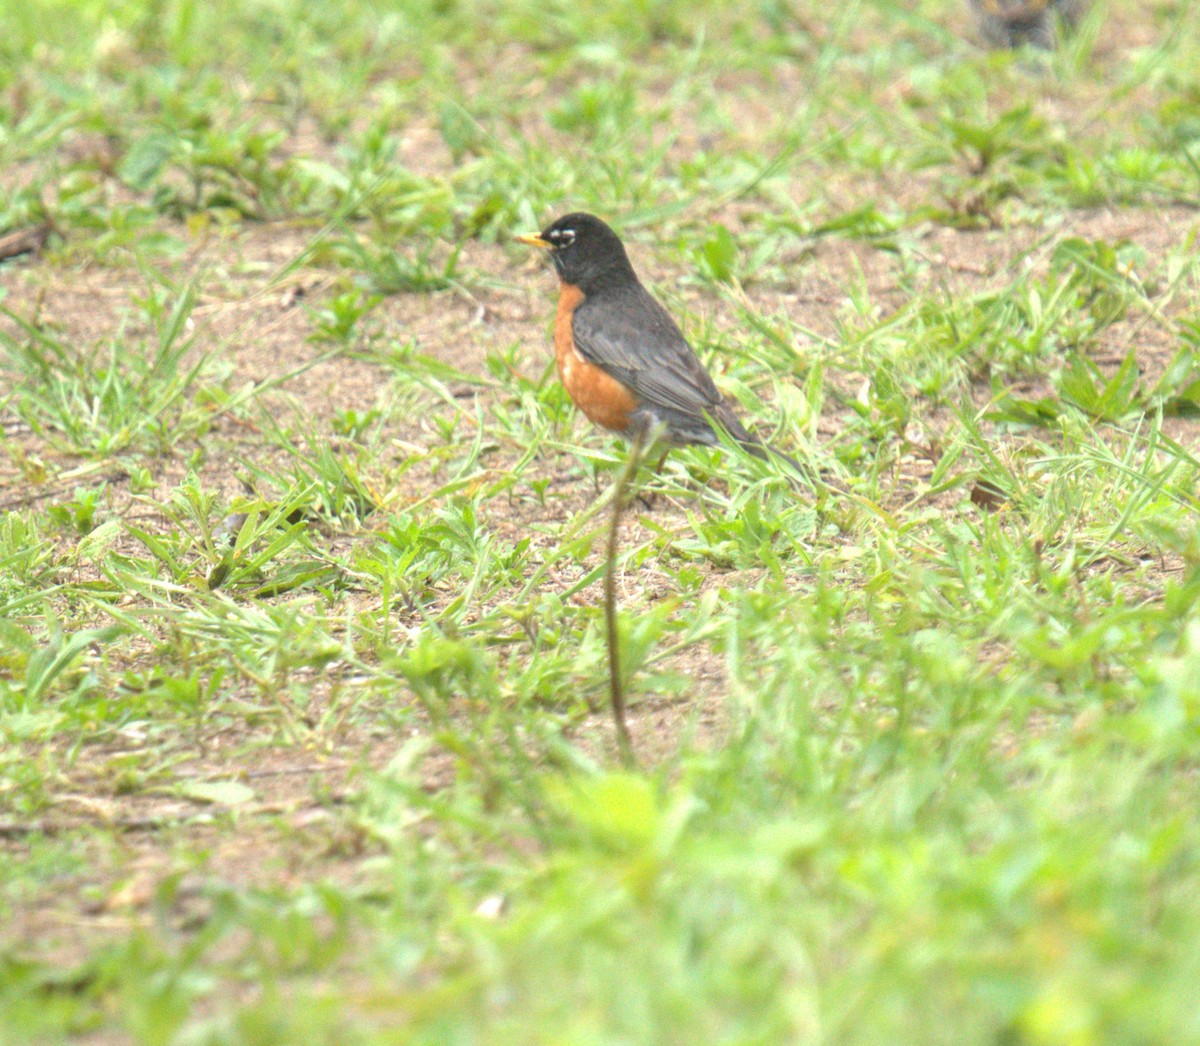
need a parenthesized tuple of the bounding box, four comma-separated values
(516, 233, 553, 249)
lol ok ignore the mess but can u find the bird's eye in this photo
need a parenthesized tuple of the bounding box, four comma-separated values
(550, 228, 576, 246)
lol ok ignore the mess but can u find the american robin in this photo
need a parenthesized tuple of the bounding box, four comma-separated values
(517, 212, 803, 476)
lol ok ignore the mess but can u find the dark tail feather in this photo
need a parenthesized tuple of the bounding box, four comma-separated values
(712, 405, 835, 495)
(731, 429, 847, 499)
(764, 443, 806, 478)
(736, 435, 812, 483)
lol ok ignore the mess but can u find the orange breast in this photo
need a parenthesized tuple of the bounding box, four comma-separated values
(554, 283, 638, 433)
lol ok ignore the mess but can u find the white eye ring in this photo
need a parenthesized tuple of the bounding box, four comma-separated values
(550, 228, 576, 246)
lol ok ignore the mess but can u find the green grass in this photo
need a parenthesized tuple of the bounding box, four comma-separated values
(4, 0, 1200, 1042)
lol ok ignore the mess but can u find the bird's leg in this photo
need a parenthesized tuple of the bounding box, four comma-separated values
(634, 491, 657, 511)
(632, 440, 670, 510)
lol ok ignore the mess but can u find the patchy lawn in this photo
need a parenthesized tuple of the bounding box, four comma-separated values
(3, 0, 1200, 1041)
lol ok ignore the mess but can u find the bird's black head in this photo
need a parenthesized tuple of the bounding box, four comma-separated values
(517, 212, 638, 294)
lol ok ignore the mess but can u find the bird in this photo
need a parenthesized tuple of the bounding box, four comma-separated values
(516, 212, 804, 478)
(969, 0, 1088, 49)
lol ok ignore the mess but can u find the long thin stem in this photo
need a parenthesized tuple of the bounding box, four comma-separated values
(605, 437, 653, 767)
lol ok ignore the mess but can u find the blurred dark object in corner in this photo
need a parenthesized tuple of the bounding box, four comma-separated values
(0, 224, 50, 263)
(970, 0, 1089, 49)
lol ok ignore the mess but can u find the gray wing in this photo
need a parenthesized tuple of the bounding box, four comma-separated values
(571, 287, 736, 427)
(574, 286, 803, 472)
